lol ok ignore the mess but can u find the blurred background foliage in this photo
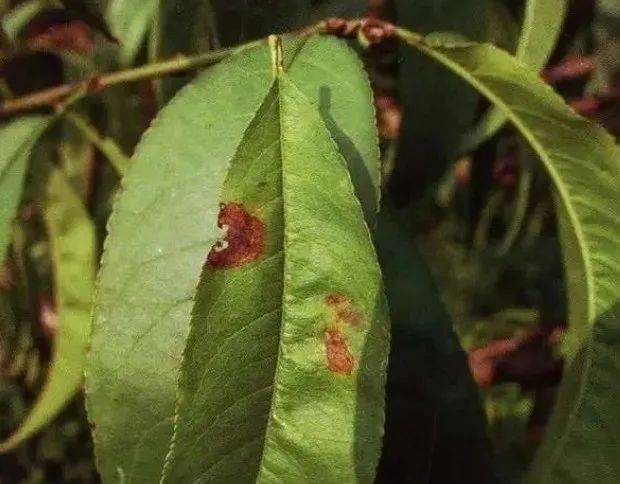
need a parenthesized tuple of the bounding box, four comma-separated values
(0, 0, 618, 482)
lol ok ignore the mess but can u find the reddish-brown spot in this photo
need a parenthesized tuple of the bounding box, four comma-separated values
(26, 21, 94, 55)
(207, 202, 264, 269)
(325, 293, 360, 326)
(324, 330, 355, 375)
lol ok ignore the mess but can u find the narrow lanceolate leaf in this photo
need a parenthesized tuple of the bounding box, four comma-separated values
(0, 116, 50, 263)
(107, 0, 159, 65)
(463, 0, 568, 151)
(86, 45, 273, 484)
(162, 60, 388, 484)
(86, 35, 380, 483)
(0, 168, 95, 452)
(397, 31, 620, 483)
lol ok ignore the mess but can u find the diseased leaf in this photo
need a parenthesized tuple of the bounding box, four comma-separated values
(162, 64, 388, 484)
(86, 43, 273, 484)
(0, 116, 50, 263)
(0, 168, 95, 452)
(86, 35, 381, 483)
(463, 0, 568, 151)
(375, 205, 495, 484)
(397, 30, 620, 483)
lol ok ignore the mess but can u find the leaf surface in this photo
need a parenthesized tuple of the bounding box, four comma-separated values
(86, 35, 381, 483)
(463, 0, 568, 151)
(106, 0, 159, 64)
(398, 31, 620, 483)
(162, 67, 388, 484)
(0, 116, 50, 263)
(0, 168, 95, 452)
(287, 35, 380, 227)
(86, 43, 274, 484)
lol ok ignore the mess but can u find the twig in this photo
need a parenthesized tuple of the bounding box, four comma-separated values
(0, 17, 395, 117)
(0, 39, 263, 116)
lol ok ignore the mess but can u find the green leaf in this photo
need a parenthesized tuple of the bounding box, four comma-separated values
(162, 66, 388, 484)
(462, 0, 568, 151)
(86, 35, 381, 483)
(106, 0, 159, 65)
(286, 35, 381, 227)
(0, 115, 50, 263)
(375, 205, 495, 483)
(86, 43, 273, 484)
(397, 30, 620, 483)
(0, 168, 95, 452)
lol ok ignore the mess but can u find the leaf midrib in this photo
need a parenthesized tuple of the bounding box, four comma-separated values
(255, 72, 288, 484)
(414, 38, 595, 331)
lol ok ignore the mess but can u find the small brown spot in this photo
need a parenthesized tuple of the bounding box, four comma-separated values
(325, 293, 360, 326)
(324, 330, 355, 375)
(207, 202, 264, 269)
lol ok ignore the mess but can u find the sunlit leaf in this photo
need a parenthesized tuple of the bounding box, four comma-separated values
(86, 35, 381, 483)
(0, 168, 95, 452)
(162, 62, 387, 484)
(86, 43, 271, 484)
(397, 30, 620, 483)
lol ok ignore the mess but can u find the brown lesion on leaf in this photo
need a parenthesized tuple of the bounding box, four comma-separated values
(207, 202, 265, 269)
(325, 293, 360, 327)
(323, 329, 355, 376)
(322, 293, 362, 375)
